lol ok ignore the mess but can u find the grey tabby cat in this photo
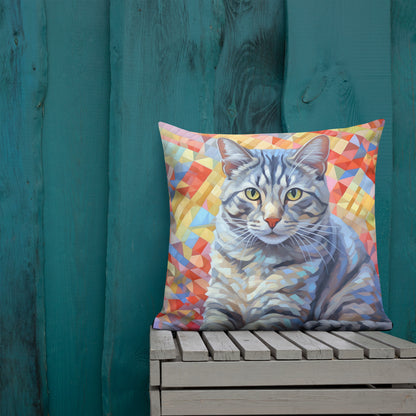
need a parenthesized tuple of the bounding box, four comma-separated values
(201, 136, 392, 331)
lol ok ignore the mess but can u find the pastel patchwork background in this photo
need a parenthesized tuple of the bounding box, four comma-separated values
(154, 120, 384, 330)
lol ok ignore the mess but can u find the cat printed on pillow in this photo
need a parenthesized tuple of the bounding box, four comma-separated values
(201, 136, 392, 331)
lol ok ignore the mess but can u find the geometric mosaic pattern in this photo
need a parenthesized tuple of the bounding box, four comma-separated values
(153, 119, 384, 330)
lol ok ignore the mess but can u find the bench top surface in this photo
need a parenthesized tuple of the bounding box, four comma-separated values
(150, 328, 416, 362)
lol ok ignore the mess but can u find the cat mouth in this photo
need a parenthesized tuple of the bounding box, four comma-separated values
(257, 232, 289, 245)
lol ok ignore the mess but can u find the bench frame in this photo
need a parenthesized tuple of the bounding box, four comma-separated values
(149, 328, 416, 415)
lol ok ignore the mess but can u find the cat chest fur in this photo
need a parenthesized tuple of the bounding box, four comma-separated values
(207, 245, 322, 326)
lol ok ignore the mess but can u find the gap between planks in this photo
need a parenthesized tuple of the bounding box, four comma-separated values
(150, 328, 416, 362)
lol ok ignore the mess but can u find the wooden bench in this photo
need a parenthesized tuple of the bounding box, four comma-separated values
(149, 328, 416, 415)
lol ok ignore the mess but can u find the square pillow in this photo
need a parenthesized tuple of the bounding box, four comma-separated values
(153, 120, 392, 331)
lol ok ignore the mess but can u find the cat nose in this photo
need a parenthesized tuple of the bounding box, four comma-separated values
(265, 217, 280, 229)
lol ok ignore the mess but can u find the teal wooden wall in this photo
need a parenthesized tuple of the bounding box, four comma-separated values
(0, 0, 415, 415)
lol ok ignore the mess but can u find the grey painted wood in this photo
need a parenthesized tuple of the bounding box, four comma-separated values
(333, 331, 395, 359)
(228, 331, 270, 361)
(280, 331, 333, 360)
(150, 329, 176, 360)
(161, 388, 416, 415)
(149, 388, 160, 416)
(149, 360, 160, 387)
(360, 331, 416, 358)
(177, 332, 209, 362)
(254, 331, 302, 360)
(201, 331, 240, 361)
(161, 359, 416, 388)
(306, 331, 364, 359)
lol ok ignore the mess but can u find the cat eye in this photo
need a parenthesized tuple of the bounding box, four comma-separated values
(286, 188, 302, 201)
(245, 188, 260, 201)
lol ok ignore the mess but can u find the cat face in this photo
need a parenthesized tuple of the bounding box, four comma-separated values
(217, 136, 330, 245)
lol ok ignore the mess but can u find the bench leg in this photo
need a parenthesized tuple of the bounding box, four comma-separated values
(149, 387, 160, 416)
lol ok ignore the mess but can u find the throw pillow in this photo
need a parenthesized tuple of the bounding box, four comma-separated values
(153, 120, 392, 331)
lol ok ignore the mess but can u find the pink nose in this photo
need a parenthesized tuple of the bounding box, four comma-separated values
(265, 217, 280, 229)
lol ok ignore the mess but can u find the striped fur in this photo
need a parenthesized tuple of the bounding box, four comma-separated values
(201, 137, 391, 331)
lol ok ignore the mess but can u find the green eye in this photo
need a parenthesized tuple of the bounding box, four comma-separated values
(286, 188, 302, 201)
(245, 188, 260, 201)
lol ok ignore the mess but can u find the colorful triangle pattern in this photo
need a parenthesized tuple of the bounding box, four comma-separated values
(154, 119, 384, 329)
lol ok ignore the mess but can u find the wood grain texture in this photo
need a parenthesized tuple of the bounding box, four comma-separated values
(0, 1, 48, 414)
(283, 0, 393, 310)
(334, 331, 395, 359)
(104, 1, 285, 414)
(254, 331, 302, 360)
(149, 388, 161, 416)
(104, 2, 224, 414)
(42, 1, 110, 415)
(150, 329, 176, 360)
(305, 331, 364, 360)
(177, 332, 209, 362)
(201, 331, 241, 361)
(214, 0, 285, 133)
(280, 331, 333, 360)
(149, 361, 160, 387)
(228, 331, 271, 360)
(161, 388, 416, 415)
(390, 0, 416, 343)
(161, 359, 416, 388)
(360, 331, 416, 357)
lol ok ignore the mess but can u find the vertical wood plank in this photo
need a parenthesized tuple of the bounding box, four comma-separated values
(149, 388, 161, 416)
(104, 1, 285, 414)
(390, 0, 416, 342)
(42, 1, 110, 414)
(0, 1, 48, 414)
(103, 2, 224, 415)
(282, 0, 393, 312)
(214, 0, 285, 133)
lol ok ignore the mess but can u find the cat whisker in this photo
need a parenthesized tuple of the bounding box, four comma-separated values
(294, 222, 339, 232)
(297, 233, 330, 274)
(297, 224, 340, 238)
(296, 230, 336, 262)
(297, 228, 343, 255)
(289, 235, 308, 263)
(292, 234, 312, 262)
(237, 233, 258, 269)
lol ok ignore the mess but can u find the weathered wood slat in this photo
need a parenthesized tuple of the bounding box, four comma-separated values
(390, 0, 416, 346)
(280, 331, 333, 360)
(254, 331, 302, 360)
(149, 387, 161, 416)
(161, 359, 416, 388)
(177, 332, 209, 362)
(149, 361, 160, 387)
(214, 0, 285, 133)
(161, 388, 416, 415)
(306, 331, 364, 360)
(0, 2, 48, 415)
(150, 329, 177, 360)
(228, 331, 270, 361)
(104, 1, 225, 413)
(201, 331, 240, 361)
(333, 331, 395, 359)
(360, 331, 416, 358)
(43, 1, 111, 415)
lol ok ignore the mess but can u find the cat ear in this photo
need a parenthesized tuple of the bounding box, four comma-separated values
(290, 135, 330, 176)
(217, 138, 255, 176)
